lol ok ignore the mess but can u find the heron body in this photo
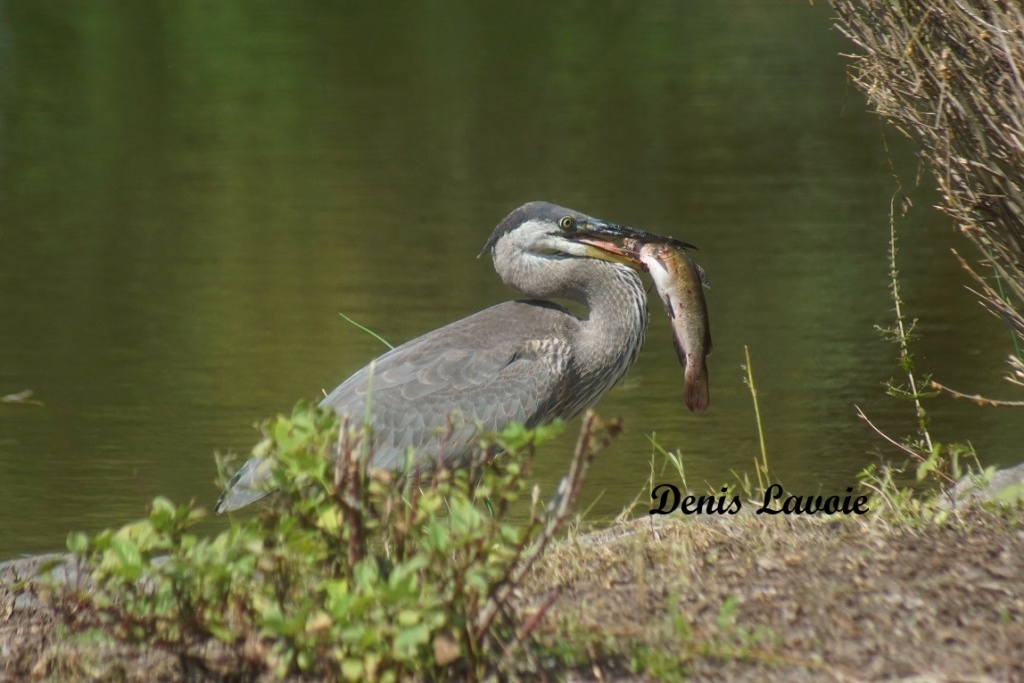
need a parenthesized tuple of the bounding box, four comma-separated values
(216, 201, 653, 513)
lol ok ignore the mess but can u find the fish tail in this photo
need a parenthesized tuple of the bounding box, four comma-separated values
(684, 364, 710, 413)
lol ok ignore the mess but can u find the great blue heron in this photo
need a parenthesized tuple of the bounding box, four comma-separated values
(216, 201, 692, 513)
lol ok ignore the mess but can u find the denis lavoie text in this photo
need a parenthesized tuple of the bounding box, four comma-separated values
(649, 483, 870, 516)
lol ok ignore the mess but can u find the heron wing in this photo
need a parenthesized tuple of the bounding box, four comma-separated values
(215, 300, 578, 513)
(320, 300, 577, 468)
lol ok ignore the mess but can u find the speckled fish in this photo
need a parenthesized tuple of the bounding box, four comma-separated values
(637, 242, 712, 413)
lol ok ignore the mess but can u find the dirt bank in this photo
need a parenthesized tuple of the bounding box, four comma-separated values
(3, 505, 1022, 682)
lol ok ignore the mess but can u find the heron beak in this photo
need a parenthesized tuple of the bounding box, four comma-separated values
(574, 233, 643, 267)
(582, 221, 699, 252)
(573, 220, 698, 268)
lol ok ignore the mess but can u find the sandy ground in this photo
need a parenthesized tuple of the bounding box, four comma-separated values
(526, 507, 1024, 682)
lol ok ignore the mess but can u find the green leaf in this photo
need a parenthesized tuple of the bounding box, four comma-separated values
(148, 496, 176, 528)
(318, 507, 342, 535)
(429, 521, 448, 551)
(916, 453, 940, 481)
(207, 622, 235, 643)
(273, 417, 294, 452)
(396, 609, 421, 627)
(531, 418, 566, 445)
(716, 596, 739, 629)
(393, 623, 431, 656)
(994, 482, 1024, 505)
(110, 535, 143, 580)
(67, 531, 90, 555)
(341, 659, 364, 681)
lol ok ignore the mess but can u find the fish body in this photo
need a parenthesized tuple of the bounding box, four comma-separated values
(637, 243, 712, 413)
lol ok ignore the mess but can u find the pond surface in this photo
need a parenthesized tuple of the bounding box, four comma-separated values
(2, 1, 1021, 558)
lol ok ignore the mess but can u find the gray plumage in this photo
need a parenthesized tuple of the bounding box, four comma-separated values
(216, 201, 650, 513)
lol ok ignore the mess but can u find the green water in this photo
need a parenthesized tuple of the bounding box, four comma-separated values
(2, 2, 1021, 558)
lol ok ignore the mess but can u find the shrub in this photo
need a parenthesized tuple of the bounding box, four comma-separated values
(64, 403, 620, 681)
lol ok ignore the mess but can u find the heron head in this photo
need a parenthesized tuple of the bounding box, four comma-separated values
(479, 201, 696, 268)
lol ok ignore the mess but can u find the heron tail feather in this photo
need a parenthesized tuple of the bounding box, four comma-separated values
(215, 456, 274, 513)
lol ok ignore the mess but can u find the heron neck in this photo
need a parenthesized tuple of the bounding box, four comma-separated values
(572, 262, 648, 383)
(493, 249, 648, 383)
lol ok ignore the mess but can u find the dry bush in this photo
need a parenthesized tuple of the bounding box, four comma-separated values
(832, 0, 1024, 387)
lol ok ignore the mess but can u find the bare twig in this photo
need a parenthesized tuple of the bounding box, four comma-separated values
(854, 405, 957, 486)
(928, 380, 1024, 407)
(474, 411, 620, 638)
(513, 587, 561, 647)
(333, 416, 366, 569)
(855, 406, 923, 461)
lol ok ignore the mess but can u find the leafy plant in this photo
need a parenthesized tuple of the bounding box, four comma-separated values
(60, 403, 621, 681)
(855, 196, 987, 519)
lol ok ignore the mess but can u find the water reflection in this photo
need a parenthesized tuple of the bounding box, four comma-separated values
(1, 1, 1021, 557)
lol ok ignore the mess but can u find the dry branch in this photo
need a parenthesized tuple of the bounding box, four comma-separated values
(832, 0, 1024, 378)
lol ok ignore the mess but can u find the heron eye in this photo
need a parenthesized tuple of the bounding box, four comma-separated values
(559, 216, 576, 231)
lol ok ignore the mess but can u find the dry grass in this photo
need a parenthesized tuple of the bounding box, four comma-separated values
(832, 0, 1024, 383)
(523, 507, 1024, 682)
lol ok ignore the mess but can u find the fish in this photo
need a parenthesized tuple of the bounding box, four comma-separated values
(636, 242, 712, 413)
